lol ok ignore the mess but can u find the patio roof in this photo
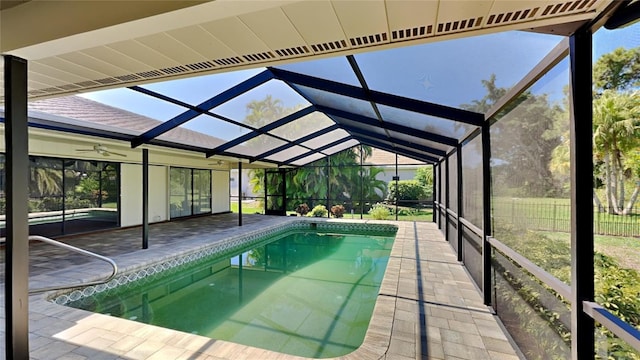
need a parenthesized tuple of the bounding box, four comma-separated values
(9, 28, 571, 168)
(0, 0, 614, 168)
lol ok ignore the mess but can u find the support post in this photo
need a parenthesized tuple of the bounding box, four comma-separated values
(238, 253, 243, 303)
(457, 145, 463, 262)
(481, 123, 492, 305)
(395, 153, 399, 221)
(444, 156, 450, 241)
(62, 161, 66, 235)
(142, 149, 149, 249)
(432, 164, 437, 223)
(4, 55, 30, 359)
(327, 156, 331, 218)
(281, 169, 287, 216)
(570, 27, 594, 360)
(238, 162, 243, 226)
(360, 146, 364, 219)
(437, 162, 442, 229)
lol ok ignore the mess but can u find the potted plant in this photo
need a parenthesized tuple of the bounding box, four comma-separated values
(308, 204, 328, 217)
(331, 204, 345, 218)
(295, 203, 310, 216)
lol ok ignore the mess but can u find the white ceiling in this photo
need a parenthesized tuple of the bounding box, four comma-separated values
(0, 0, 611, 103)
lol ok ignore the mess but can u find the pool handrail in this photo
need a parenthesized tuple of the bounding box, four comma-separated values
(27, 235, 118, 294)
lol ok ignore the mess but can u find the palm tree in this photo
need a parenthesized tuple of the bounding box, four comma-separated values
(245, 95, 284, 128)
(593, 90, 640, 214)
(359, 166, 388, 201)
(30, 166, 63, 197)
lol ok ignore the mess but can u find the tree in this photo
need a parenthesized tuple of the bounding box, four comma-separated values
(593, 47, 640, 93)
(244, 95, 286, 128)
(286, 146, 387, 209)
(30, 167, 63, 197)
(462, 74, 507, 114)
(591, 46, 640, 214)
(386, 180, 428, 206)
(414, 166, 434, 189)
(593, 90, 640, 214)
(463, 76, 565, 197)
(243, 96, 388, 211)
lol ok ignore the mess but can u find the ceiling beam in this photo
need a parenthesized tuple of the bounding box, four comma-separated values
(283, 136, 354, 165)
(250, 124, 341, 161)
(131, 70, 274, 148)
(269, 67, 484, 126)
(206, 106, 315, 157)
(357, 138, 437, 164)
(340, 123, 446, 157)
(316, 104, 458, 147)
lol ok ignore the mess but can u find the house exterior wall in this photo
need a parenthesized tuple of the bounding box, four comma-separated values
(212, 170, 230, 213)
(149, 165, 168, 222)
(120, 163, 142, 227)
(375, 166, 418, 184)
(0, 127, 231, 230)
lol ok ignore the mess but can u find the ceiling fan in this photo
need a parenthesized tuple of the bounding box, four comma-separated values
(76, 144, 127, 157)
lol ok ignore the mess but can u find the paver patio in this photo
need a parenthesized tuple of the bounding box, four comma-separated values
(0, 214, 521, 359)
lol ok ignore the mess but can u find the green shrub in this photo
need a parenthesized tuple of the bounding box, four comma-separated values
(65, 198, 94, 210)
(41, 197, 63, 211)
(386, 180, 429, 206)
(28, 199, 46, 212)
(308, 205, 328, 217)
(331, 204, 345, 218)
(397, 208, 417, 216)
(493, 222, 640, 359)
(369, 203, 390, 220)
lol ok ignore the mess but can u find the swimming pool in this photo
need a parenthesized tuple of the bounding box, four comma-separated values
(57, 223, 396, 358)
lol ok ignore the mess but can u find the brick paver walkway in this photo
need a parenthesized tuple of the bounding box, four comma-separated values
(0, 215, 521, 359)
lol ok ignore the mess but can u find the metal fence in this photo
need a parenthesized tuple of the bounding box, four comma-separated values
(492, 198, 640, 237)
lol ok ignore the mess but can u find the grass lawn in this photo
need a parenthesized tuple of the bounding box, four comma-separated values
(230, 201, 263, 214)
(538, 231, 640, 271)
(493, 197, 640, 237)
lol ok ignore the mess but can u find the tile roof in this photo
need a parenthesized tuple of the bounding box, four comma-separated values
(27, 95, 226, 149)
(21, 96, 429, 166)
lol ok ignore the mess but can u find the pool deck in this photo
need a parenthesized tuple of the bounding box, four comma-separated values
(0, 214, 522, 359)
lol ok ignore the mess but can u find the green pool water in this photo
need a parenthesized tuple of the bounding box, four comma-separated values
(66, 230, 395, 358)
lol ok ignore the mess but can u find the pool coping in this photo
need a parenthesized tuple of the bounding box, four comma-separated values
(29, 217, 401, 359)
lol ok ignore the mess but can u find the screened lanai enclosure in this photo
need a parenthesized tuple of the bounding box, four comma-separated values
(3, 0, 640, 358)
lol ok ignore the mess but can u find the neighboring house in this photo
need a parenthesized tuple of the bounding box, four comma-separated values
(364, 148, 430, 184)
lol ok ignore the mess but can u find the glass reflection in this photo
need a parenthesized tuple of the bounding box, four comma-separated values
(290, 84, 377, 119)
(227, 135, 287, 157)
(0, 156, 120, 237)
(268, 112, 336, 141)
(301, 129, 350, 149)
(356, 31, 564, 108)
(377, 104, 475, 139)
(213, 80, 310, 128)
(490, 58, 571, 281)
(160, 114, 251, 147)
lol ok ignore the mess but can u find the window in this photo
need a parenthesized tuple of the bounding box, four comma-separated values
(170, 167, 211, 218)
(0, 155, 120, 237)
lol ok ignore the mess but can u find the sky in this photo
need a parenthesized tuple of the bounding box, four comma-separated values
(80, 23, 640, 145)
